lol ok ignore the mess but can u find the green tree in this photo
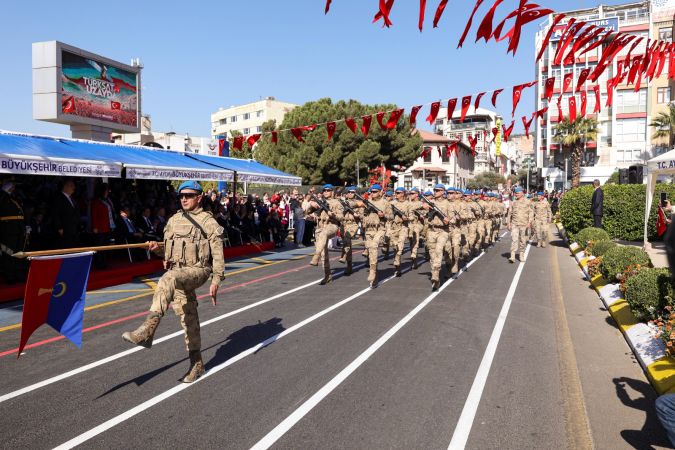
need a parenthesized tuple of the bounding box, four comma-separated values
(228, 129, 255, 160)
(650, 103, 675, 148)
(606, 169, 619, 185)
(472, 172, 506, 189)
(253, 98, 423, 186)
(552, 117, 598, 189)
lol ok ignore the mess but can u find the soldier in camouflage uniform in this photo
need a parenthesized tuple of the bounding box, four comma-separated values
(338, 186, 362, 276)
(123, 180, 225, 383)
(422, 190, 434, 260)
(389, 187, 417, 277)
(443, 187, 468, 277)
(532, 191, 553, 248)
(490, 193, 505, 243)
(306, 184, 344, 284)
(358, 184, 393, 288)
(422, 184, 456, 291)
(463, 190, 481, 257)
(507, 187, 534, 263)
(382, 190, 394, 260)
(407, 188, 425, 269)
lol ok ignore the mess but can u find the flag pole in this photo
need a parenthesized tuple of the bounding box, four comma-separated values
(12, 242, 163, 259)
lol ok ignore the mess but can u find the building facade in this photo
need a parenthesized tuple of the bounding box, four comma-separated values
(112, 116, 218, 155)
(534, 1, 675, 190)
(210, 97, 298, 139)
(396, 129, 475, 191)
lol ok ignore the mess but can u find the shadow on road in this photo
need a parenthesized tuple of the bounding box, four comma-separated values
(549, 239, 568, 249)
(613, 376, 671, 449)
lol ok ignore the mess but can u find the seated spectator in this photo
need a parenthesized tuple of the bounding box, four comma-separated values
(138, 207, 160, 241)
(117, 206, 144, 243)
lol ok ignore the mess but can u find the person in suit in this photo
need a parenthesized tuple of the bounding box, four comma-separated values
(52, 179, 80, 248)
(591, 179, 604, 228)
(138, 207, 160, 241)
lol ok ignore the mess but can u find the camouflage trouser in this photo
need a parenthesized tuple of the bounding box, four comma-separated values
(408, 222, 423, 259)
(150, 266, 211, 351)
(510, 225, 529, 257)
(314, 223, 339, 274)
(364, 227, 386, 274)
(479, 219, 491, 245)
(535, 220, 549, 243)
(443, 228, 462, 273)
(341, 223, 359, 265)
(426, 228, 449, 282)
(466, 222, 479, 254)
(389, 226, 408, 266)
(492, 218, 501, 241)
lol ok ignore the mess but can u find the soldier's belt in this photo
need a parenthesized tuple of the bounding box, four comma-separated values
(430, 225, 449, 231)
(0, 216, 24, 221)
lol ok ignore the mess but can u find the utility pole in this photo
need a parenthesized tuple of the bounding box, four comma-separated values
(356, 157, 359, 187)
(564, 158, 568, 192)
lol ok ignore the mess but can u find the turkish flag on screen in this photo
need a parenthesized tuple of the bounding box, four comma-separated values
(111, 101, 121, 110)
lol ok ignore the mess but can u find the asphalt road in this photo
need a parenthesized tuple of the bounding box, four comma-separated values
(0, 230, 669, 449)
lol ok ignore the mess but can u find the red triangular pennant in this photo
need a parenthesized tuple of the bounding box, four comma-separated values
(447, 98, 457, 120)
(474, 92, 486, 110)
(492, 89, 503, 107)
(361, 115, 373, 136)
(410, 105, 422, 126)
(568, 96, 577, 122)
(271, 131, 278, 144)
(426, 101, 441, 124)
(580, 91, 587, 118)
(326, 122, 337, 141)
(345, 117, 358, 133)
(386, 108, 404, 129)
(593, 85, 601, 113)
(246, 134, 262, 148)
(290, 128, 305, 142)
(458, 0, 485, 46)
(460, 95, 472, 122)
(545, 77, 555, 101)
(376, 111, 387, 130)
(502, 121, 515, 142)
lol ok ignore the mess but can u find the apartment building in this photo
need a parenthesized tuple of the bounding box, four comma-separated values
(210, 97, 298, 139)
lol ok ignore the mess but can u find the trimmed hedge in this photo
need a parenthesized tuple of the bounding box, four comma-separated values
(599, 245, 651, 282)
(575, 227, 610, 249)
(559, 184, 675, 241)
(590, 240, 617, 257)
(624, 268, 674, 321)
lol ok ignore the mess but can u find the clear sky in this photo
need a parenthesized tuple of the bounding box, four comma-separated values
(1, 0, 634, 138)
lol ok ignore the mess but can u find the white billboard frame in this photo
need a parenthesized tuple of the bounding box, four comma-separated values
(32, 41, 141, 133)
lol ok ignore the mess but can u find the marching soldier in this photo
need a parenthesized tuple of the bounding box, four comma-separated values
(382, 190, 394, 260)
(306, 184, 344, 284)
(338, 186, 362, 275)
(422, 190, 434, 260)
(475, 190, 490, 249)
(533, 191, 553, 248)
(422, 184, 456, 291)
(407, 187, 425, 269)
(443, 187, 465, 277)
(507, 187, 533, 263)
(359, 184, 393, 288)
(463, 189, 481, 257)
(389, 187, 414, 277)
(122, 180, 225, 383)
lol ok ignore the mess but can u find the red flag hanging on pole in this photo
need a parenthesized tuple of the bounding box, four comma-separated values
(447, 98, 457, 120)
(460, 95, 472, 122)
(491, 89, 503, 107)
(545, 77, 555, 101)
(233, 136, 244, 151)
(246, 134, 262, 148)
(386, 108, 404, 129)
(426, 101, 441, 124)
(536, 13, 566, 63)
(271, 131, 278, 144)
(658, 206, 668, 236)
(580, 91, 587, 118)
(593, 85, 601, 114)
(433, 0, 450, 28)
(474, 92, 486, 110)
(361, 115, 373, 136)
(376, 111, 387, 130)
(502, 121, 515, 142)
(326, 121, 337, 141)
(345, 117, 358, 133)
(410, 105, 422, 125)
(568, 96, 577, 122)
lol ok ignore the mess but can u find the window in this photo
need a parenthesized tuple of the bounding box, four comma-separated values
(616, 149, 642, 163)
(256, 126, 262, 133)
(660, 27, 673, 43)
(441, 146, 450, 163)
(243, 128, 250, 135)
(256, 110, 264, 118)
(615, 118, 646, 143)
(219, 118, 227, 125)
(231, 115, 237, 123)
(423, 146, 432, 163)
(658, 87, 671, 104)
(616, 89, 647, 114)
(404, 175, 412, 190)
(243, 113, 250, 120)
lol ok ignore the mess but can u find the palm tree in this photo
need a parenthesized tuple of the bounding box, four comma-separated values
(553, 117, 598, 188)
(650, 103, 675, 149)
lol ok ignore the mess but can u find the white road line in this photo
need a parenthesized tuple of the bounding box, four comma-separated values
(447, 243, 531, 450)
(249, 250, 488, 450)
(53, 265, 407, 450)
(0, 261, 372, 405)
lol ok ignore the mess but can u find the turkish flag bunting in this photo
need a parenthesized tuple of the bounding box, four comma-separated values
(433, 0, 450, 28)
(502, 121, 515, 142)
(271, 131, 278, 144)
(491, 1, 534, 41)
(624, 36, 643, 64)
(578, 29, 613, 59)
(426, 101, 441, 124)
(233, 136, 244, 150)
(522, 114, 534, 138)
(468, 135, 478, 156)
(345, 117, 358, 133)
(247, 134, 262, 148)
(460, 95, 472, 122)
(511, 83, 525, 117)
(418, 0, 427, 31)
(376, 111, 387, 130)
(290, 128, 305, 142)
(326, 121, 337, 141)
(474, 92, 486, 110)
(576, 68, 591, 92)
(535, 106, 548, 119)
(361, 115, 373, 136)
(557, 95, 563, 122)
(647, 41, 664, 79)
(373, 0, 395, 27)
(457, 0, 483, 45)
(447, 98, 457, 120)
(421, 147, 431, 160)
(568, 26, 603, 61)
(568, 96, 577, 122)
(670, 44, 675, 79)
(476, 0, 503, 42)
(386, 109, 404, 129)
(627, 55, 642, 85)
(580, 91, 587, 118)
(545, 77, 555, 101)
(656, 43, 672, 78)
(503, 3, 554, 55)
(492, 89, 503, 107)
(410, 105, 423, 125)
(562, 72, 573, 93)
(491, 127, 498, 143)
(325, 0, 331, 13)
(553, 19, 579, 65)
(606, 79, 616, 107)
(449, 141, 459, 156)
(658, 206, 668, 236)
(536, 13, 566, 62)
(593, 85, 601, 113)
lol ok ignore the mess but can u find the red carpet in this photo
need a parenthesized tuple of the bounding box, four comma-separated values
(0, 241, 275, 304)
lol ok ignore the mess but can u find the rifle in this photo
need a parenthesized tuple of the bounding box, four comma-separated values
(472, 198, 485, 215)
(390, 201, 407, 220)
(310, 193, 330, 215)
(353, 192, 382, 215)
(419, 195, 447, 221)
(338, 198, 357, 216)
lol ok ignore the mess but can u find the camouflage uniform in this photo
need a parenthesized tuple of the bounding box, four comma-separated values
(339, 198, 362, 274)
(306, 198, 344, 282)
(533, 198, 553, 247)
(465, 198, 481, 257)
(389, 199, 413, 273)
(407, 199, 425, 267)
(442, 198, 465, 275)
(425, 198, 455, 288)
(362, 198, 393, 286)
(508, 196, 534, 262)
(476, 198, 490, 247)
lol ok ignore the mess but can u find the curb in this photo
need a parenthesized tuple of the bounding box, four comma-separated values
(556, 223, 675, 395)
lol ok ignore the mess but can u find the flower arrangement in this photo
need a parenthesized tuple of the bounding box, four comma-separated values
(586, 257, 602, 278)
(650, 306, 675, 357)
(618, 264, 644, 292)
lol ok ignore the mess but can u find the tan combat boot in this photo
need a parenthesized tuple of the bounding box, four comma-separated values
(309, 253, 320, 266)
(520, 252, 526, 262)
(320, 272, 333, 285)
(122, 313, 161, 348)
(431, 278, 440, 291)
(368, 268, 378, 288)
(344, 262, 353, 276)
(182, 350, 205, 383)
(412, 257, 419, 270)
(542, 241, 547, 248)
(394, 265, 401, 277)
(509, 253, 515, 263)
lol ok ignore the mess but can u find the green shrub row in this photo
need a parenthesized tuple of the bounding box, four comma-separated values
(559, 184, 675, 241)
(599, 245, 651, 282)
(575, 227, 610, 249)
(589, 240, 617, 257)
(624, 268, 674, 321)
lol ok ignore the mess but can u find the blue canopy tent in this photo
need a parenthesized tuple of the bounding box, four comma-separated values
(187, 153, 302, 186)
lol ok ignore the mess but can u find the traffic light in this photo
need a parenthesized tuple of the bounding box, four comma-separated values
(628, 165, 643, 184)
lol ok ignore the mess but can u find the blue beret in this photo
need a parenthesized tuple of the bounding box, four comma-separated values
(514, 187, 523, 193)
(424, 190, 433, 196)
(410, 187, 420, 193)
(346, 186, 357, 192)
(463, 189, 472, 195)
(434, 183, 445, 190)
(322, 184, 334, 190)
(370, 184, 382, 192)
(385, 190, 394, 196)
(178, 180, 203, 193)
(395, 187, 406, 193)
(537, 191, 544, 196)
(446, 186, 456, 192)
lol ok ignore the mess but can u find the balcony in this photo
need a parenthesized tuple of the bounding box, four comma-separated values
(449, 122, 489, 131)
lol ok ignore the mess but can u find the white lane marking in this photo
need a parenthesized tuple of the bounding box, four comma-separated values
(447, 243, 531, 450)
(0, 261, 372, 405)
(250, 250, 488, 450)
(53, 266, 406, 450)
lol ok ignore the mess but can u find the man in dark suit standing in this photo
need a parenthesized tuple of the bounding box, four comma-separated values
(52, 179, 80, 248)
(591, 179, 604, 228)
